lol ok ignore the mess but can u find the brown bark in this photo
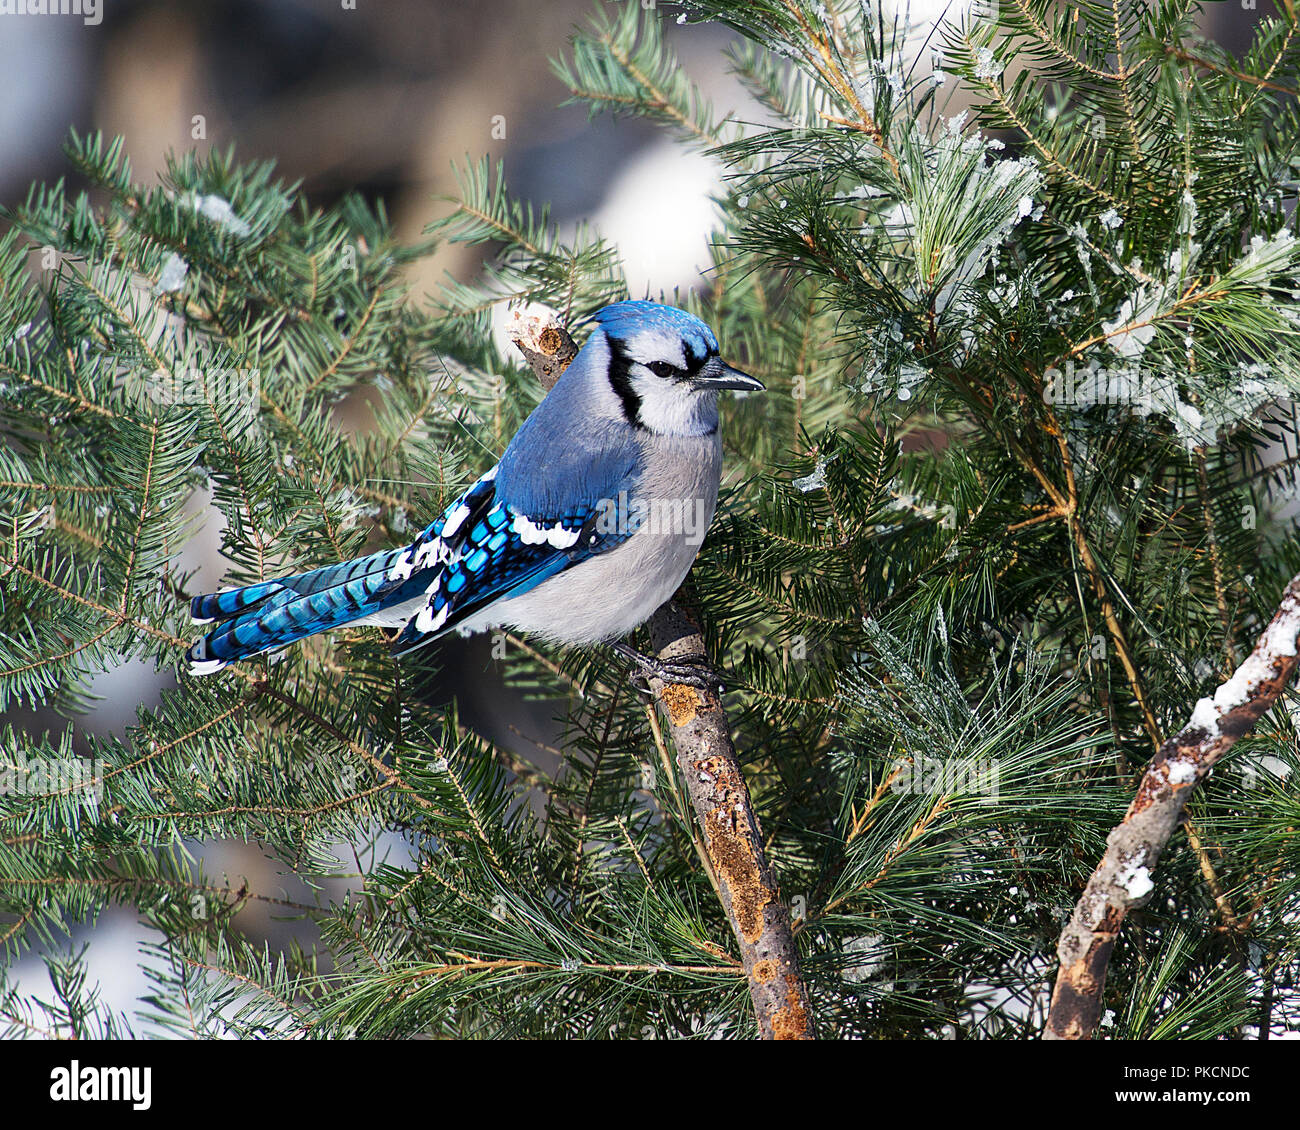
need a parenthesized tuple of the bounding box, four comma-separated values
(509, 308, 578, 392)
(647, 597, 814, 1039)
(511, 308, 815, 1039)
(1045, 572, 1300, 1040)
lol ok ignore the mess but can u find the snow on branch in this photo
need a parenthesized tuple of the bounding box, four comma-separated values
(1045, 572, 1300, 1040)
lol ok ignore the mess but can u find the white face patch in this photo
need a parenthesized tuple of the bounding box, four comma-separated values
(613, 325, 721, 436)
(627, 368, 717, 436)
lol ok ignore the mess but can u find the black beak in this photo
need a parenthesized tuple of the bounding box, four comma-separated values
(692, 359, 765, 392)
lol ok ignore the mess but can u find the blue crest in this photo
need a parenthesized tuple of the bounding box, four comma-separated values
(589, 301, 719, 360)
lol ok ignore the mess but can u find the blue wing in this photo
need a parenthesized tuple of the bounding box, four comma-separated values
(394, 423, 644, 650)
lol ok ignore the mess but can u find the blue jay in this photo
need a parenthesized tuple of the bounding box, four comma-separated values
(185, 301, 763, 686)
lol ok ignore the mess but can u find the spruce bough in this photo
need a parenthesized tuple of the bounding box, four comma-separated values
(2, 2, 1299, 1039)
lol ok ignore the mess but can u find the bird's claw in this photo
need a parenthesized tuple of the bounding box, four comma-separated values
(612, 643, 723, 694)
(649, 654, 723, 692)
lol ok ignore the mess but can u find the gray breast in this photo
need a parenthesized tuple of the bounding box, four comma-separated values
(457, 430, 722, 644)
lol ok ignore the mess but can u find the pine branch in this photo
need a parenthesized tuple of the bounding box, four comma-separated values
(6, 0, 1300, 1039)
(1045, 571, 1300, 1040)
(509, 311, 815, 1040)
(1166, 43, 1300, 99)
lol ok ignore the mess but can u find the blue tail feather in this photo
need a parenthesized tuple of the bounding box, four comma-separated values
(186, 545, 429, 673)
(189, 583, 284, 625)
(184, 460, 616, 673)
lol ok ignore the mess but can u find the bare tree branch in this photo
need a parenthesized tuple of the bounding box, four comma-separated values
(647, 596, 814, 1039)
(1045, 572, 1300, 1040)
(511, 307, 815, 1040)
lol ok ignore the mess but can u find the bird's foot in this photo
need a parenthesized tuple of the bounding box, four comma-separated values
(610, 642, 723, 694)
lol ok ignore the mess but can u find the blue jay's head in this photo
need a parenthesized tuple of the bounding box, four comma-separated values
(589, 301, 764, 436)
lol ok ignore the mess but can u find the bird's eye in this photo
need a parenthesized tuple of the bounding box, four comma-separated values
(646, 360, 680, 379)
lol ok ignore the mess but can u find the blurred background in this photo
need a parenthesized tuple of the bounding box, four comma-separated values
(0, 0, 1277, 1030)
